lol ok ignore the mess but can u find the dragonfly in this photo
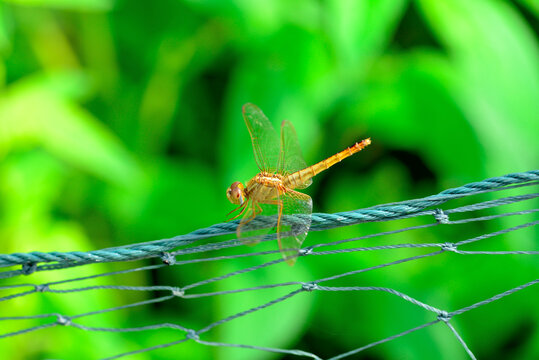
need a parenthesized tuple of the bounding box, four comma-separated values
(227, 103, 371, 265)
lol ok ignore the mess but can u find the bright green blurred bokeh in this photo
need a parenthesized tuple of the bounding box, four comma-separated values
(0, 0, 538, 359)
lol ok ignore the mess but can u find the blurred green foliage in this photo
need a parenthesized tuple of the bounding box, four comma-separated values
(0, 0, 538, 359)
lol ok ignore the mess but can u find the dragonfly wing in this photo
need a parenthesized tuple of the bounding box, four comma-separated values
(243, 103, 281, 172)
(279, 120, 312, 189)
(278, 190, 313, 265)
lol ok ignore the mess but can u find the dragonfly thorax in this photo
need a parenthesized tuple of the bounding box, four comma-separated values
(254, 172, 285, 188)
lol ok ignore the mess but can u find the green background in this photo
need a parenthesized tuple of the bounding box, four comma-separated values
(0, 0, 538, 359)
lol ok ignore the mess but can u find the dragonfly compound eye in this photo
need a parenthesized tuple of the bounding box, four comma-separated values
(227, 182, 245, 205)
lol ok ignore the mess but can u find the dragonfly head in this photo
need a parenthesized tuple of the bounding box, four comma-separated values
(226, 181, 246, 205)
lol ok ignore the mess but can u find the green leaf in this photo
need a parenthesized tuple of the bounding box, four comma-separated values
(516, 0, 539, 17)
(0, 72, 142, 187)
(418, 0, 539, 175)
(3, 0, 113, 11)
(356, 50, 486, 183)
(327, 0, 408, 69)
(108, 159, 223, 239)
(0, 58, 5, 89)
(0, 3, 9, 55)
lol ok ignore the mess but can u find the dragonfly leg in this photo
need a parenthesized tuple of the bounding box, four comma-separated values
(254, 202, 264, 215)
(277, 199, 283, 249)
(257, 197, 284, 250)
(227, 202, 248, 221)
(239, 200, 265, 227)
(236, 201, 261, 239)
(242, 201, 259, 225)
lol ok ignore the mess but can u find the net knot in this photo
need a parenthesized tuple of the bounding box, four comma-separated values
(437, 310, 451, 322)
(35, 284, 49, 293)
(299, 247, 313, 256)
(302, 282, 318, 292)
(186, 329, 199, 340)
(56, 315, 72, 326)
(441, 242, 457, 252)
(434, 209, 450, 224)
(171, 287, 185, 297)
(22, 262, 37, 275)
(161, 252, 176, 265)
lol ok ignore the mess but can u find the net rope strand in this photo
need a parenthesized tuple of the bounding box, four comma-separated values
(0, 170, 538, 359)
(0, 170, 537, 271)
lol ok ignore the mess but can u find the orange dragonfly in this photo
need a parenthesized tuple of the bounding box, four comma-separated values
(227, 103, 371, 265)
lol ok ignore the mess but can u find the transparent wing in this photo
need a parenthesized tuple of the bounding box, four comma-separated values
(236, 188, 312, 266)
(243, 103, 281, 172)
(278, 190, 313, 265)
(279, 120, 312, 188)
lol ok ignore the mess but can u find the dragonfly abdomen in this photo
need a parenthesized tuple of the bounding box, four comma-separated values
(286, 138, 371, 188)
